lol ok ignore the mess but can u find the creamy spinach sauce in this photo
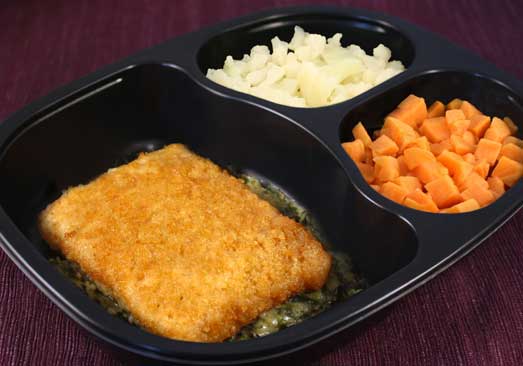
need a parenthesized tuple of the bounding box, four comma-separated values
(49, 174, 366, 341)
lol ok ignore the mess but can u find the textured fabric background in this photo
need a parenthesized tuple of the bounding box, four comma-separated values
(1, 0, 522, 365)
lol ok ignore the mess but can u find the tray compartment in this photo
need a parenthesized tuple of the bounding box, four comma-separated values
(0, 62, 418, 288)
(197, 13, 415, 96)
(340, 70, 523, 141)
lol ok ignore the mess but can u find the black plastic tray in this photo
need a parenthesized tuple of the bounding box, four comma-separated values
(0, 5, 522, 365)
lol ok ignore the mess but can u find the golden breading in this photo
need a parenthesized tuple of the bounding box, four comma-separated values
(38, 144, 332, 342)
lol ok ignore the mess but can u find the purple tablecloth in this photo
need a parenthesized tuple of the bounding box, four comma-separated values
(1, 1, 522, 365)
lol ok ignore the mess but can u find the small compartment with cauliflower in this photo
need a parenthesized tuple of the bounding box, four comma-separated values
(206, 26, 406, 107)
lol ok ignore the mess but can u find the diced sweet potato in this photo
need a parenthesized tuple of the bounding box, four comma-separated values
(458, 171, 489, 192)
(370, 184, 381, 191)
(420, 117, 451, 143)
(430, 140, 453, 156)
(380, 182, 409, 204)
(441, 199, 480, 213)
(446, 98, 463, 110)
(437, 162, 450, 176)
(462, 130, 477, 145)
(499, 143, 523, 163)
(356, 162, 375, 184)
(364, 147, 373, 164)
(491, 156, 523, 187)
(373, 156, 400, 183)
(475, 138, 502, 165)
(425, 175, 463, 209)
(450, 135, 474, 155)
(484, 117, 511, 143)
(352, 122, 372, 147)
(448, 119, 471, 136)
(413, 161, 445, 184)
(469, 115, 491, 138)
(397, 155, 409, 176)
(403, 189, 439, 213)
(387, 94, 428, 127)
(393, 176, 422, 194)
(427, 101, 445, 118)
(474, 160, 490, 179)
(503, 136, 523, 148)
(463, 153, 476, 164)
(403, 147, 436, 170)
(382, 117, 418, 151)
(452, 161, 474, 188)
(460, 101, 482, 119)
(446, 109, 466, 124)
(370, 135, 399, 157)
(503, 117, 518, 135)
(341, 95, 520, 214)
(437, 150, 465, 176)
(487, 176, 505, 198)
(461, 185, 495, 207)
(342, 139, 365, 162)
(405, 136, 430, 151)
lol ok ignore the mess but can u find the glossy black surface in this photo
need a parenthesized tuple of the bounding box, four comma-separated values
(0, 5, 522, 365)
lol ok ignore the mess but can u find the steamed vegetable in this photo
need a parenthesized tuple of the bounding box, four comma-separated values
(342, 95, 523, 213)
(207, 26, 405, 107)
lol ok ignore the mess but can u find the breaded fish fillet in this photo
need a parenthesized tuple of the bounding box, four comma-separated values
(38, 144, 331, 342)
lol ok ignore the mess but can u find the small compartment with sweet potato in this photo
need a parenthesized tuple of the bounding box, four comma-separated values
(341, 93, 522, 213)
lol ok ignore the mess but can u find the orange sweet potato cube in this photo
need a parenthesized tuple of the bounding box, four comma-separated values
(475, 138, 502, 165)
(382, 117, 418, 151)
(370, 184, 381, 192)
(413, 160, 445, 184)
(503, 136, 523, 148)
(446, 98, 463, 110)
(462, 130, 477, 145)
(403, 147, 436, 170)
(499, 143, 523, 163)
(461, 185, 495, 207)
(463, 153, 476, 164)
(441, 199, 480, 213)
(427, 101, 445, 118)
(342, 139, 366, 162)
(430, 140, 453, 156)
(373, 156, 400, 183)
(397, 155, 409, 176)
(451, 161, 474, 188)
(450, 135, 474, 155)
(503, 116, 518, 134)
(380, 182, 409, 204)
(460, 101, 482, 119)
(448, 119, 471, 136)
(352, 122, 372, 147)
(446, 109, 466, 124)
(425, 175, 463, 209)
(393, 176, 422, 195)
(404, 136, 430, 151)
(487, 176, 505, 198)
(403, 189, 439, 213)
(474, 160, 490, 179)
(419, 117, 451, 143)
(469, 115, 491, 138)
(491, 156, 523, 187)
(370, 135, 399, 157)
(356, 162, 375, 184)
(484, 117, 511, 143)
(387, 94, 428, 128)
(437, 150, 465, 176)
(458, 171, 489, 192)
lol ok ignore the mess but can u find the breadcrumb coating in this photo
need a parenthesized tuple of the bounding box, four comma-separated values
(38, 144, 331, 342)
